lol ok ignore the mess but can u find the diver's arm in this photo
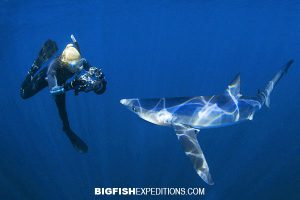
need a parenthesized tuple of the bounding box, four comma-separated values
(47, 60, 65, 95)
(47, 73, 65, 95)
(60, 60, 91, 93)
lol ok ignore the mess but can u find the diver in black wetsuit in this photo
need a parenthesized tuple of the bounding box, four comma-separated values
(20, 35, 107, 153)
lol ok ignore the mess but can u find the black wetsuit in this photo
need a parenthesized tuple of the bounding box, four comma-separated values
(20, 56, 105, 152)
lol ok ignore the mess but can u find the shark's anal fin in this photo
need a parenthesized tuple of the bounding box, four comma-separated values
(174, 125, 214, 185)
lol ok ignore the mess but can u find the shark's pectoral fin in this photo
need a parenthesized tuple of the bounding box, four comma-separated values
(174, 125, 214, 185)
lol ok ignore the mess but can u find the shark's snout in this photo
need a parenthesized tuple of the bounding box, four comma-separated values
(120, 99, 129, 106)
(120, 98, 141, 114)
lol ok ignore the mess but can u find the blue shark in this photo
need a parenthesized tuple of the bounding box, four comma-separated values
(120, 60, 294, 185)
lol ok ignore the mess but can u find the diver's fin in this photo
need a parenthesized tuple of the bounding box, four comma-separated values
(257, 60, 294, 108)
(64, 128, 88, 153)
(225, 73, 241, 98)
(28, 39, 58, 76)
(37, 39, 58, 64)
(174, 125, 214, 185)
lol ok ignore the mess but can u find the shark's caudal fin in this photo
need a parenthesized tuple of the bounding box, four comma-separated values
(174, 125, 214, 185)
(257, 60, 294, 107)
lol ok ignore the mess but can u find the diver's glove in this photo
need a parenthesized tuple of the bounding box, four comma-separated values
(64, 79, 86, 92)
(50, 86, 65, 95)
(73, 79, 88, 96)
(64, 78, 89, 96)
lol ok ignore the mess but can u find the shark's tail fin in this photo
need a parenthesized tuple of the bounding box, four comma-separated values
(257, 60, 294, 108)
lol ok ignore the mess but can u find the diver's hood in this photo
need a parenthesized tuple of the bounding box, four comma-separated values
(60, 44, 81, 65)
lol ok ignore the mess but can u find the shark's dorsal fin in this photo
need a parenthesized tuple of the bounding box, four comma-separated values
(225, 73, 241, 98)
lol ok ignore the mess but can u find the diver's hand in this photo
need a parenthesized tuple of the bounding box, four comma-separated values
(50, 86, 65, 95)
(64, 79, 86, 93)
(71, 79, 86, 88)
(72, 79, 87, 96)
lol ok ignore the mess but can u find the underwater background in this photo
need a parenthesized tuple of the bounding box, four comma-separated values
(1, 0, 300, 199)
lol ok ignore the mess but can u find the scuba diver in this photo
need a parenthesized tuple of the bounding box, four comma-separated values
(20, 35, 107, 153)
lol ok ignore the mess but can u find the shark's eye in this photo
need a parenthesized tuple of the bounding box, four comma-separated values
(132, 106, 137, 112)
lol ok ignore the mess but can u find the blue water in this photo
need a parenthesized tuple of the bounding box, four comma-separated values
(1, 0, 300, 199)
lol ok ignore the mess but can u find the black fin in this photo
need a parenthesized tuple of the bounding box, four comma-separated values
(64, 129, 88, 153)
(37, 39, 58, 64)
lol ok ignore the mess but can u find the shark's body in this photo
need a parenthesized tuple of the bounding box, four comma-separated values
(120, 60, 294, 185)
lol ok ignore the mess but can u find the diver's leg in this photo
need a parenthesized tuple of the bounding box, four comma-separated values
(20, 68, 48, 99)
(54, 93, 71, 130)
(54, 94, 88, 153)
